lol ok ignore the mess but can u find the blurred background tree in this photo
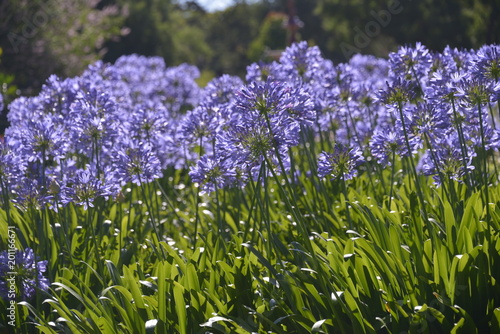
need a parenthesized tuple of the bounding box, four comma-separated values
(248, 11, 289, 62)
(0, 0, 498, 117)
(312, 0, 476, 60)
(0, 0, 125, 95)
(103, 0, 177, 65)
(0, 0, 126, 130)
(204, 1, 270, 76)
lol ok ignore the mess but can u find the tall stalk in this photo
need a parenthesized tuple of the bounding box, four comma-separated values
(396, 101, 431, 231)
(388, 149, 396, 211)
(423, 133, 451, 202)
(476, 102, 492, 247)
(340, 173, 353, 229)
(138, 176, 166, 259)
(450, 97, 473, 191)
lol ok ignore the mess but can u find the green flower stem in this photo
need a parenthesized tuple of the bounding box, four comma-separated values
(423, 133, 451, 202)
(262, 154, 350, 333)
(86, 202, 103, 275)
(410, 66, 424, 95)
(388, 149, 396, 211)
(341, 173, 353, 230)
(193, 136, 204, 246)
(1, 177, 11, 227)
(451, 97, 473, 191)
(346, 103, 362, 146)
(477, 102, 492, 246)
(299, 127, 336, 232)
(154, 179, 183, 227)
(488, 102, 499, 180)
(92, 137, 101, 179)
(245, 162, 267, 244)
(214, 179, 223, 239)
(366, 105, 377, 129)
(261, 161, 275, 259)
(138, 177, 166, 259)
(396, 101, 431, 232)
(488, 101, 497, 129)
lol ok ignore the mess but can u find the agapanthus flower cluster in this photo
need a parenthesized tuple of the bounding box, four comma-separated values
(113, 140, 163, 186)
(471, 45, 500, 83)
(0, 53, 207, 209)
(318, 144, 364, 180)
(370, 129, 406, 165)
(61, 167, 116, 209)
(0, 41, 499, 201)
(189, 155, 237, 193)
(389, 42, 432, 89)
(0, 142, 24, 199)
(0, 248, 50, 301)
(201, 74, 243, 110)
(367, 44, 499, 185)
(207, 78, 315, 186)
(419, 134, 475, 185)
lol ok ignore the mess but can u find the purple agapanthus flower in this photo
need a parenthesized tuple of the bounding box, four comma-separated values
(128, 104, 169, 143)
(440, 46, 473, 73)
(63, 167, 114, 209)
(389, 42, 432, 87)
(471, 44, 500, 82)
(69, 86, 121, 144)
(6, 114, 69, 168)
(0, 142, 25, 198)
(202, 74, 243, 107)
(235, 78, 315, 128)
(348, 54, 390, 88)
(419, 134, 475, 185)
(217, 119, 291, 180)
(160, 64, 201, 115)
(454, 77, 495, 106)
(370, 128, 407, 166)
(212, 78, 315, 181)
(318, 143, 364, 180)
(6, 96, 44, 126)
(0, 248, 50, 301)
(426, 70, 468, 101)
(278, 41, 325, 83)
(180, 104, 220, 147)
(39, 75, 80, 117)
(376, 78, 416, 106)
(189, 155, 237, 193)
(245, 61, 283, 83)
(405, 101, 450, 142)
(11, 178, 53, 211)
(112, 140, 163, 186)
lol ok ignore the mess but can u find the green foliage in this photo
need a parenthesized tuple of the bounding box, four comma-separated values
(1, 142, 500, 332)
